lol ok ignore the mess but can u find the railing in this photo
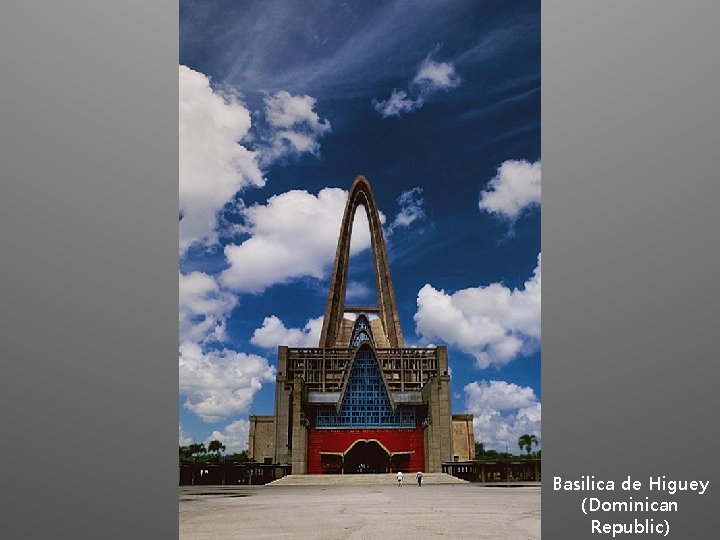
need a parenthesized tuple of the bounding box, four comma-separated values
(286, 348, 439, 393)
(442, 460, 541, 482)
(179, 462, 291, 486)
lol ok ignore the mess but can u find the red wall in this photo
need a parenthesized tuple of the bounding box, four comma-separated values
(307, 419, 425, 474)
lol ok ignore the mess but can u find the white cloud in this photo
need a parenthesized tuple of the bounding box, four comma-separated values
(373, 53, 461, 118)
(346, 281, 373, 302)
(208, 419, 250, 454)
(179, 68, 334, 254)
(372, 89, 420, 117)
(179, 424, 193, 447)
(220, 188, 381, 293)
(265, 91, 327, 130)
(464, 379, 536, 411)
(219, 183, 421, 295)
(479, 159, 541, 220)
(464, 380, 541, 452)
(413, 56, 461, 91)
(250, 315, 324, 349)
(178, 68, 336, 437)
(414, 254, 541, 368)
(179, 271, 237, 344)
(261, 91, 331, 164)
(179, 65, 265, 253)
(388, 186, 426, 233)
(179, 342, 275, 423)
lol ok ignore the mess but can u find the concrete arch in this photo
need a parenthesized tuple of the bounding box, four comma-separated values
(342, 439, 392, 474)
(342, 438, 393, 457)
(349, 313, 373, 347)
(319, 175, 404, 348)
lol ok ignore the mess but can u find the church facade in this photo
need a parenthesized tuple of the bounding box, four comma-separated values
(249, 176, 473, 474)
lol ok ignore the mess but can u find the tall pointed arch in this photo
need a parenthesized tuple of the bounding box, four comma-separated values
(319, 175, 404, 348)
(349, 313, 373, 348)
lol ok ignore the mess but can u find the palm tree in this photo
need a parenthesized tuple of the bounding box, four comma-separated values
(518, 434, 538, 456)
(208, 439, 226, 460)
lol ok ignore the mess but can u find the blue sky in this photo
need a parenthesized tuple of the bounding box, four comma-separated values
(179, 0, 540, 454)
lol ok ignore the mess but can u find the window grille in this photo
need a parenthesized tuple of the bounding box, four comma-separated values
(349, 315, 374, 348)
(352, 331, 371, 347)
(316, 348, 415, 428)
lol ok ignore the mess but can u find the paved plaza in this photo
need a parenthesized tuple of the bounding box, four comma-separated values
(179, 479, 541, 540)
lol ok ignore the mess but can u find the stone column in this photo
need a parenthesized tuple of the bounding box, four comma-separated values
(290, 376, 308, 474)
(248, 417, 257, 460)
(422, 347, 454, 472)
(436, 373, 453, 465)
(437, 347, 453, 463)
(274, 347, 292, 464)
(422, 377, 443, 472)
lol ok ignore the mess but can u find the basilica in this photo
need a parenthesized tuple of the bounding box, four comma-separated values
(248, 176, 475, 474)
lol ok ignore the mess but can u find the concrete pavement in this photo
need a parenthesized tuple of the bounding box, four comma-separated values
(179, 482, 541, 539)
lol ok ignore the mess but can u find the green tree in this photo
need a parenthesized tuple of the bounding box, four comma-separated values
(208, 439, 226, 460)
(518, 434, 538, 456)
(225, 450, 250, 463)
(179, 446, 193, 461)
(188, 443, 207, 461)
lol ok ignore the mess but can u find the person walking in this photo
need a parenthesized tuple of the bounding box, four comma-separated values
(416, 471, 423, 487)
(396, 471, 403, 487)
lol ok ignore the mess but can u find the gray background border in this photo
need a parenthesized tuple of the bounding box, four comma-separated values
(543, 1, 719, 537)
(1, 1, 178, 538)
(1, 1, 718, 538)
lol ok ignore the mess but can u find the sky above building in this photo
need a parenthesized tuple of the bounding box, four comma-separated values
(179, 0, 541, 454)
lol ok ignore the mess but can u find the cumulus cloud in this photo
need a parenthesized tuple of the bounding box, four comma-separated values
(220, 188, 380, 293)
(178, 272, 277, 426)
(464, 380, 541, 452)
(178, 269, 276, 427)
(414, 254, 541, 368)
(387, 186, 426, 233)
(250, 315, 323, 349)
(179, 65, 265, 253)
(179, 342, 275, 423)
(179, 67, 333, 254)
(465, 379, 536, 410)
(373, 53, 461, 117)
(179, 68, 336, 437)
(261, 91, 331, 165)
(179, 271, 237, 344)
(479, 159, 541, 220)
(218, 183, 423, 294)
(179, 424, 193, 446)
(208, 419, 250, 454)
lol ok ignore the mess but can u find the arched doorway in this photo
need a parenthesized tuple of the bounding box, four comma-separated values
(343, 440, 390, 474)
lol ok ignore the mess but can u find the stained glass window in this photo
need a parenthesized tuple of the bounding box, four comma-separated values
(316, 347, 415, 428)
(352, 331, 371, 347)
(349, 315, 373, 348)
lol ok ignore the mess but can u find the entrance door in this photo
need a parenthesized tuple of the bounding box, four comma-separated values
(343, 440, 390, 474)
